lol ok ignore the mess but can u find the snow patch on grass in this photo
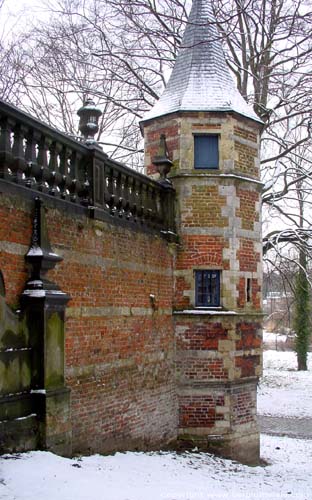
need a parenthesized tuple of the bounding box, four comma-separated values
(258, 351, 312, 418)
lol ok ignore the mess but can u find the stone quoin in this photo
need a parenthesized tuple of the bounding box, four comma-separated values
(0, 0, 263, 465)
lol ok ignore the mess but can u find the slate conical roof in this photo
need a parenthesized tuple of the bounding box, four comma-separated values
(142, 0, 260, 123)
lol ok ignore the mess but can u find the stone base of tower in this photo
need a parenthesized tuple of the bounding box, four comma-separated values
(178, 427, 260, 465)
(177, 380, 260, 465)
(174, 311, 262, 464)
(178, 425, 260, 466)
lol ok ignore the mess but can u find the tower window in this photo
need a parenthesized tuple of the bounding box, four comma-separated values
(195, 270, 221, 307)
(194, 134, 219, 169)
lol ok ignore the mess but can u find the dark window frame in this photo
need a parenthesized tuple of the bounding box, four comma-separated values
(195, 270, 221, 307)
(194, 134, 219, 170)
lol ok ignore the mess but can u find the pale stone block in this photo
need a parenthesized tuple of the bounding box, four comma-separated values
(218, 340, 235, 352)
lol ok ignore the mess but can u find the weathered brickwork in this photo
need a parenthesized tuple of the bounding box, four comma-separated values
(236, 322, 262, 350)
(179, 394, 225, 428)
(0, 189, 177, 455)
(237, 238, 261, 273)
(145, 118, 180, 176)
(232, 386, 255, 425)
(182, 185, 228, 228)
(233, 126, 258, 144)
(175, 235, 229, 270)
(177, 357, 228, 381)
(175, 316, 262, 381)
(176, 321, 228, 351)
(0, 204, 31, 306)
(234, 141, 259, 178)
(236, 188, 260, 231)
(235, 355, 261, 378)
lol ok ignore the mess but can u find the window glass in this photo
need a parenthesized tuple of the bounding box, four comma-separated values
(194, 134, 219, 169)
(195, 270, 220, 307)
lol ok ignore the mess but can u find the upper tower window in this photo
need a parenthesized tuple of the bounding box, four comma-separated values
(194, 134, 219, 169)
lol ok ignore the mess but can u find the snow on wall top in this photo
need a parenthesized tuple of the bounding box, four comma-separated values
(142, 0, 261, 124)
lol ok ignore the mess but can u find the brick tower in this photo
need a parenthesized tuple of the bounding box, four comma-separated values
(141, 0, 263, 464)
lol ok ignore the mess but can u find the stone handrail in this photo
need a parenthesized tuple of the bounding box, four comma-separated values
(0, 99, 175, 235)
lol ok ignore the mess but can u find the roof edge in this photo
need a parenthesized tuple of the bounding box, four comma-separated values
(140, 108, 264, 132)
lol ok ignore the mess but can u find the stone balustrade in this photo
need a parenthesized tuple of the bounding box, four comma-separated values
(0, 99, 175, 235)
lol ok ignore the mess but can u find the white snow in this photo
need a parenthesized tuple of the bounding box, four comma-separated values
(1, 350, 311, 500)
(1, 437, 312, 500)
(15, 414, 37, 421)
(258, 350, 312, 418)
(263, 330, 288, 344)
(26, 247, 43, 257)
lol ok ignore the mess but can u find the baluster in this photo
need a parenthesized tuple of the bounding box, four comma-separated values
(37, 135, 51, 192)
(131, 178, 137, 222)
(111, 168, 118, 214)
(59, 146, 72, 199)
(150, 187, 158, 226)
(103, 164, 110, 212)
(144, 184, 153, 225)
(114, 171, 123, 217)
(75, 153, 88, 205)
(48, 141, 62, 196)
(120, 172, 129, 218)
(123, 175, 131, 219)
(104, 166, 114, 214)
(11, 123, 27, 183)
(136, 180, 142, 223)
(156, 188, 163, 225)
(68, 150, 80, 202)
(64, 147, 74, 199)
(138, 181, 146, 224)
(0, 116, 14, 178)
(128, 176, 135, 222)
(25, 129, 41, 189)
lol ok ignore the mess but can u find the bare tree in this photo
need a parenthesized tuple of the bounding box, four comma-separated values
(2, 0, 312, 272)
(0, 0, 30, 105)
(212, 0, 312, 262)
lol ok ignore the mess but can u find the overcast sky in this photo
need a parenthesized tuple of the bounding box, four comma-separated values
(2, 0, 49, 38)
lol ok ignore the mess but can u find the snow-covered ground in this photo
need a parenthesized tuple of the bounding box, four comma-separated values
(1, 350, 311, 500)
(258, 350, 312, 418)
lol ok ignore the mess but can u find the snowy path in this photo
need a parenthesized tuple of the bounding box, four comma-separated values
(257, 350, 312, 440)
(259, 415, 312, 439)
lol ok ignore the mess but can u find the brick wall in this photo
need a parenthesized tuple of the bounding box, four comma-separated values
(0, 186, 177, 454)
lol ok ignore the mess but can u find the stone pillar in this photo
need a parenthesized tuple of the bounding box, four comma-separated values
(21, 197, 72, 457)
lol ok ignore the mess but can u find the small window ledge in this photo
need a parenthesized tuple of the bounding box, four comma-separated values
(173, 309, 238, 316)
